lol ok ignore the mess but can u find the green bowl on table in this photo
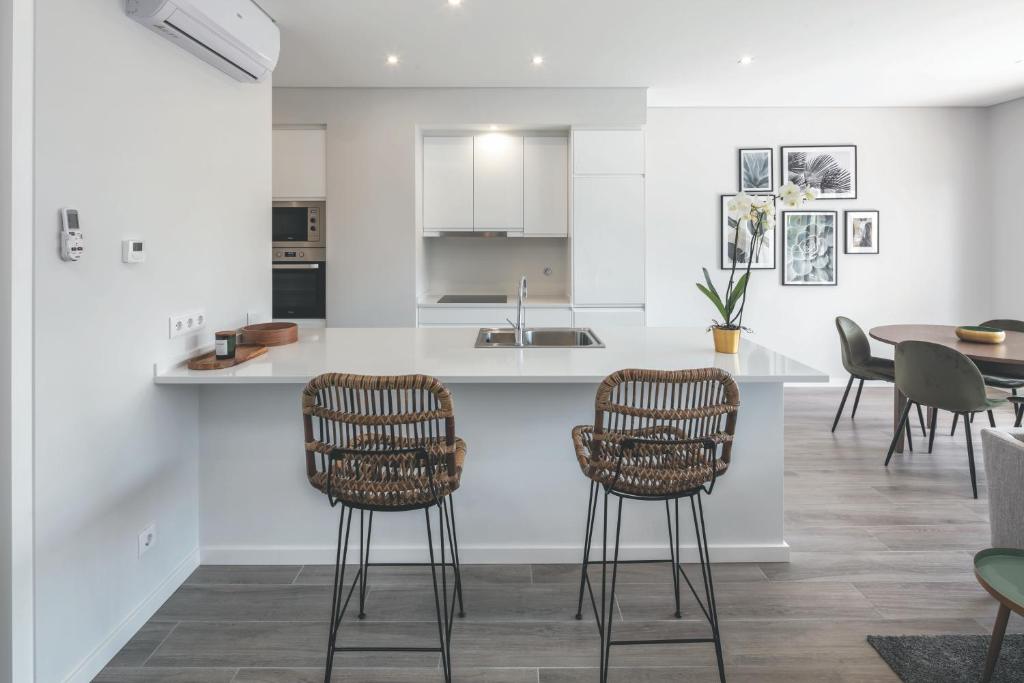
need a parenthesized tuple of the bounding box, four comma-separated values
(956, 325, 1006, 344)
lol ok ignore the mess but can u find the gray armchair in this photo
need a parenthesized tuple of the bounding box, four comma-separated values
(981, 428, 1024, 549)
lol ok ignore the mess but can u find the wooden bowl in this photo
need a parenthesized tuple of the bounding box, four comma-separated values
(955, 325, 1006, 344)
(241, 322, 299, 346)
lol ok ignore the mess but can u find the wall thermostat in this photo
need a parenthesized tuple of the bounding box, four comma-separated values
(122, 239, 146, 263)
(60, 208, 83, 261)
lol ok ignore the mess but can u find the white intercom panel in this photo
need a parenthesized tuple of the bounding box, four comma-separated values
(122, 240, 146, 263)
(60, 208, 84, 261)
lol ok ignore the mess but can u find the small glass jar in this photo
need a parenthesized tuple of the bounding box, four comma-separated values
(215, 331, 237, 360)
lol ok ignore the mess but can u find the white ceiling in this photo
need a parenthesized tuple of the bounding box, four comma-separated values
(260, 0, 1024, 107)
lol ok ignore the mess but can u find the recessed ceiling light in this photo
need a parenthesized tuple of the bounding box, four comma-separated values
(738, 55, 754, 66)
(532, 55, 544, 66)
(489, 124, 499, 131)
(386, 54, 399, 65)
(447, 0, 462, 5)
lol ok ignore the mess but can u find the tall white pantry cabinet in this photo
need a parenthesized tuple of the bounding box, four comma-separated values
(571, 129, 646, 326)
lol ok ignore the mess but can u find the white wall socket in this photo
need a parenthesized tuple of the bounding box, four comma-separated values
(138, 523, 157, 559)
(168, 309, 206, 338)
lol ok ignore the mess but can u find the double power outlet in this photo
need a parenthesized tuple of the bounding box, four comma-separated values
(168, 309, 206, 339)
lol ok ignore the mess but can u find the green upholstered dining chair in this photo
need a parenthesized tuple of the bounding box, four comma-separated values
(886, 340, 1007, 498)
(834, 316, 926, 435)
(950, 319, 1024, 436)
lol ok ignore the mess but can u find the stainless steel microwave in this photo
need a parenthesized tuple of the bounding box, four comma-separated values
(272, 201, 325, 248)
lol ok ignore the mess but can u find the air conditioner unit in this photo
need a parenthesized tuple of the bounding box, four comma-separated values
(125, 0, 280, 83)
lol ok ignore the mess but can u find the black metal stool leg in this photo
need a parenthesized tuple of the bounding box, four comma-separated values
(575, 480, 599, 620)
(443, 496, 466, 618)
(832, 375, 854, 432)
(325, 504, 353, 683)
(357, 509, 372, 619)
(425, 504, 453, 683)
(666, 499, 681, 618)
(600, 493, 624, 683)
(693, 495, 726, 683)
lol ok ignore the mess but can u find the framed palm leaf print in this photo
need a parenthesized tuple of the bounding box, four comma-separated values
(739, 148, 773, 193)
(782, 145, 857, 199)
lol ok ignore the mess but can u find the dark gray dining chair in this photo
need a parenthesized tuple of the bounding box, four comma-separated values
(834, 316, 926, 435)
(949, 319, 1024, 436)
(886, 341, 1007, 498)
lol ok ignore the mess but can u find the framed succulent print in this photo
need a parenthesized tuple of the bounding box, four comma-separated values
(739, 148, 773, 193)
(781, 145, 857, 199)
(782, 210, 838, 285)
(845, 210, 879, 254)
(721, 194, 776, 270)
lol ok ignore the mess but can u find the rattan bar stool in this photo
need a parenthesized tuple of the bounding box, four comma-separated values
(571, 368, 740, 683)
(302, 373, 468, 683)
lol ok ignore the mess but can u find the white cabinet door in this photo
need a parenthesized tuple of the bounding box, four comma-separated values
(573, 129, 645, 175)
(474, 134, 524, 231)
(573, 308, 645, 328)
(573, 176, 645, 305)
(423, 137, 474, 231)
(273, 128, 327, 199)
(524, 137, 568, 237)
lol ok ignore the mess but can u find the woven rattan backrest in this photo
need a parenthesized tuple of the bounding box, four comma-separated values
(593, 368, 740, 464)
(301, 373, 455, 478)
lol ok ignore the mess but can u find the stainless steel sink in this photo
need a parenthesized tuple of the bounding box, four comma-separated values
(475, 327, 604, 348)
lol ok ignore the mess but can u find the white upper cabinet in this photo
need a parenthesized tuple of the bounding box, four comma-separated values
(473, 134, 524, 231)
(423, 136, 474, 231)
(573, 175, 645, 305)
(272, 128, 327, 199)
(524, 137, 568, 237)
(572, 129, 645, 175)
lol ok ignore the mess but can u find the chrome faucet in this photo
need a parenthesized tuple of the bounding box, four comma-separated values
(506, 276, 528, 346)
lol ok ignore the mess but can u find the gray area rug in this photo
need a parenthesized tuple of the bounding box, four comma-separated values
(868, 634, 1024, 682)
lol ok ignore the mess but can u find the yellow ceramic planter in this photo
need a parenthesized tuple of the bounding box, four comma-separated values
(955, 325, 1006, 344)
(712, 327, 741, 354)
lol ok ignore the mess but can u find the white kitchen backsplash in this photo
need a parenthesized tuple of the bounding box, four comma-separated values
(422, 236, 570, 296)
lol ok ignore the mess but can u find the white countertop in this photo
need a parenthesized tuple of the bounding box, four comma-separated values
(417, 294, 571, 308)
(154, 327, 827, 385)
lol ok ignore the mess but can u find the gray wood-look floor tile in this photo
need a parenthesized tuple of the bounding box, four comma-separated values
(91, 669, 238, 683)
(95, 388, 1012, 682)
(234, 667, 538, 683)
(104, 621, 177, 667)
(295, 563, 532, 586)
(186, 565, 302, 585)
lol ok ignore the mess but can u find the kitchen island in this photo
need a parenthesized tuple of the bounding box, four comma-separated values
(156, 327, 826, 564)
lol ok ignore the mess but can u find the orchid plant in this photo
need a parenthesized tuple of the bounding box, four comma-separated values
(697, 182, 818, 330)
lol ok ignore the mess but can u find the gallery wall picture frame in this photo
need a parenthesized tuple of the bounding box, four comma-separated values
(720, 194, 776, 270)
(782, 210, 838, 286)
(781, 145, 857, 200)
(739, 148, 773, 193)
(845, 210, 880, 254)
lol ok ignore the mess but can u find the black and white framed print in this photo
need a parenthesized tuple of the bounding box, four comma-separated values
(739, 148, 773, 193)
(782, 210, 838, 285)
(781, 145, 857, 199)
(721, 194, 776, 270)
(845, 210, 879, 254)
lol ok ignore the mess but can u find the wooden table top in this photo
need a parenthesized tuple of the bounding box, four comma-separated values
(870, 324, 1024, 366)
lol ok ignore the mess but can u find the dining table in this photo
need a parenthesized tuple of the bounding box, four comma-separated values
(869, 324, 1024, 453)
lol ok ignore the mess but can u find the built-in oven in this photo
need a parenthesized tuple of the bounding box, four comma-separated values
(273, 247, 326, 319)
(273, 200, 324, 248)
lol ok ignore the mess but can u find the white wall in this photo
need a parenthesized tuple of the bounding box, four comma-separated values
(646, 107, 994, 380)
(988, 97, 1024, 319)
(1, 0, 33, 680)
(32, 2, 271, 681)
(273, 87, 647, 326)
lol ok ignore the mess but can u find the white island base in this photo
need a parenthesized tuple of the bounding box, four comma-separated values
(157, 327, 827, 565)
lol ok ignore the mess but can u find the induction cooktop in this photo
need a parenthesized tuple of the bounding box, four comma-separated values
(437, 294, 509, 304)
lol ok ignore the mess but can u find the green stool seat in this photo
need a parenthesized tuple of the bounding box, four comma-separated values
(974, 548, 1024, 682)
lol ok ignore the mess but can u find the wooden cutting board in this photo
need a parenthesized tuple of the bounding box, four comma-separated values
(187, 343, 268, 371)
